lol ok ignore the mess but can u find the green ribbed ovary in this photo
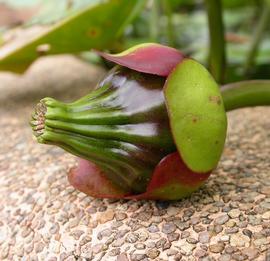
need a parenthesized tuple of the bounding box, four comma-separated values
(32, 67, 176, 194)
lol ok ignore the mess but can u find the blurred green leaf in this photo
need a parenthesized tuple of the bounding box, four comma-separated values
(222, 0, 262, 9)
(0, 0, 146, 73)
(168, 0, 196, 9)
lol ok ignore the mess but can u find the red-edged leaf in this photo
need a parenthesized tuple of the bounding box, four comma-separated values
(94, 43, 185, 76)
(68, 158, 127, 198)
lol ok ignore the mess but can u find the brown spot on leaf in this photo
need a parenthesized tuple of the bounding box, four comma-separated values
(192, 116, 199, 123)
(87, 27, 100, 38)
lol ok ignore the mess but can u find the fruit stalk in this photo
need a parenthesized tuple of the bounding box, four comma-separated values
(221, 80, 270, 111)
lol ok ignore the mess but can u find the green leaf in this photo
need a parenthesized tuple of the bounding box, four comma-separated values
(0, 0, 146, 73)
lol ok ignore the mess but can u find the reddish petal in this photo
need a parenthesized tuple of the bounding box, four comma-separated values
(68, 158, 127, 198)
(125, 152, 211, 200)
(94, 43, 185, 76)
(68, 154, 211, 201)
(148, 152, 211, 188)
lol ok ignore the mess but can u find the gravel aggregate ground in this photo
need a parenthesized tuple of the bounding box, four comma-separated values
(0, 81, 269, 260)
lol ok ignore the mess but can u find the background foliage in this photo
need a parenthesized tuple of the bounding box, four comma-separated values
(0, 0, 269, 83)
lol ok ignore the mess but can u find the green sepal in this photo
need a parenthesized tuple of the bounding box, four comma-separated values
(165, 59, 227, 173)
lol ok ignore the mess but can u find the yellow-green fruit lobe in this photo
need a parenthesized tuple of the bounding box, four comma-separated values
(165, 59, 227, 173)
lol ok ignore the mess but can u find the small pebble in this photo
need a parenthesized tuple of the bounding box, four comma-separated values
(162, 222, 176, 234)
(115, 212, 127, 221)
(166, 249, 178, 256)
(194, 249, 207, 258)
(148, 225, 159, 233)
(199, 231, 211, 243)
(167, 233, 180, 242)
(125, 233, 138, 243)
(219, 254, 231, 261)
(146, 249, 160, 259)
(135, 243, 146, 250)
(230, 234, 250, 247)
(209, 243, 225, 253)
(214, 214, 229, 225)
